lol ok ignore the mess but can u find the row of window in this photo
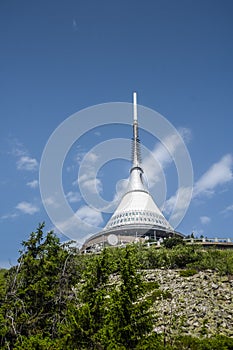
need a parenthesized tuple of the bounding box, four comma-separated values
(111, 211, 164, 220)
(107, 211, 168, 228)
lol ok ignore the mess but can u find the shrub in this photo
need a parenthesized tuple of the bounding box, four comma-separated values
(163, 237, 185, 249)
(144, 281, 160, 292)
(149, 289, 172, 303)
(179, 269, 198, 277)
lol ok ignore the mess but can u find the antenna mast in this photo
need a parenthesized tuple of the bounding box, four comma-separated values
(133, 91, 138, 121)
(132, 92, 141, 168)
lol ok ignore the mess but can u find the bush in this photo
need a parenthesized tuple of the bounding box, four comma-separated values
(169, 246, 203, 268)
(171, 335, 233, 350)
(13, 334, 61, 350)
(179, 269, 198, 277)
(149, 289, 172, 303)
(163, 237, 185, 249)
(144, 281, 160, 292)
(190, 249, 233, 275)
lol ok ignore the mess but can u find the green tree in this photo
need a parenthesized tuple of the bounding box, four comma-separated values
(61, 248, 113, 349)
(99, 245, 154, 349)
(1, 223, 80, 349)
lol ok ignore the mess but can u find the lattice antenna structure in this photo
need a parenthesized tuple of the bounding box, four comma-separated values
(132, 92, 142, 169)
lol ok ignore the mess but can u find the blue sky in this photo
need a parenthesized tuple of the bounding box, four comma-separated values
(1, 0, 233, 267)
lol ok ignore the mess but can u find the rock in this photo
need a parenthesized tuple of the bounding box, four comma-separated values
(143, 268, 233, 338)
(211, 283, 219, 289)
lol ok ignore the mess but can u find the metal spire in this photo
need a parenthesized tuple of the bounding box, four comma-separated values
(132, 92, 141, 169)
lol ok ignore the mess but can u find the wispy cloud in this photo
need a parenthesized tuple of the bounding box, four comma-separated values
(77, 151, 103, 194)
(66, 191, 81, 203)
(43, 196, 61, 209)
(26, 179, 39, 188)
(164, 154, 233, 224)
(0, 213, 18, 220)
(221, 204, 233, 216)
(142, 128, 191, 188)
(200, 216, 211, 225)
(163, 186, 192, 222)
(17, 156, 38, 171)
(78, 177, 103, 193)
(8, 138, 39, 172)
(193, 154, 233, 198)
(164, 187, 192, 214)
(10, 139, 27, 157)
(56, 206, 104, 242)
(16, 201, 39, 215)
(76, 205, 103, 226)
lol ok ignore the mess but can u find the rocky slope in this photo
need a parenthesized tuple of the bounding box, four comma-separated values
(143, 269, 233, 337)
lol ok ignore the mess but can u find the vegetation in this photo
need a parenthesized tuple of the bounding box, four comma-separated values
(1, 224, 233, 349)
(179, 269, 198, 277)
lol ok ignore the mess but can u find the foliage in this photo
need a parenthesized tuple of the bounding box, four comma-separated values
(1, 225, 233, 349)
(0, 269, 7, 301)
(61, 245, 154, 349)
(148, 289, 172, 303)
(13, 334, 62, 350)
(0, 223, 82, 349)
(0, 269, 8, 340)
(163, 237, 184, 249)
(144, 280, 160, 292)
(99, 246, 154, 349)
(179, 269, 198, 277)
(60, 248, 113, 349)
(189, 249, 233, 275)
(170, 335, 233, 350)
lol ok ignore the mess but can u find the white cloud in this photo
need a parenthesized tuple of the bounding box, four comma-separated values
(193, 154, 233, 198)
(0, 213, 18, 220)
(76, 205, 103, 226)
(142, 128, 191, 188)
(56, 206, 104, 242)
(164, 154, 233, 225)
(17, 156, 38, 171)
(26, 180, 39, 188)
(10, 139, 27, 157)
(9, 139, 38, 171)
(43, 196, 61, 209)
(75, 150, 86, 165)
(115, 178, 129, 201)
(16, 201, 39, 215)
(85, 152, 99, 163)
(77, 152, 103, 195)
(79, 178, 103, 193)
(163, 186, 193, 225)
(200, 216, 211, 225)
(66, 191, 81, 203)
(225, 204, 233, 212)
(221, 204, 233, 216)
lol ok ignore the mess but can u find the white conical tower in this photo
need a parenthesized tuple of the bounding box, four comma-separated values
(103, 92, 173, 233)
(82, 93, 182, 251)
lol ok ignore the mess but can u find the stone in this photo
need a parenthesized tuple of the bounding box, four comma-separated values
(211, 283, 219, 289)
(143, 268, 233, 338)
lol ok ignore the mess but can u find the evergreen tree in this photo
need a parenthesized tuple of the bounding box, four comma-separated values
(61, 248, 113, 349)
(99, 245, 154, 349)
(1, 223, 80, 349)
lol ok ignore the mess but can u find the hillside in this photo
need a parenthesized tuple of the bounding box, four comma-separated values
(143, 269, 233, 338)
(0, 224, 233, 349)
